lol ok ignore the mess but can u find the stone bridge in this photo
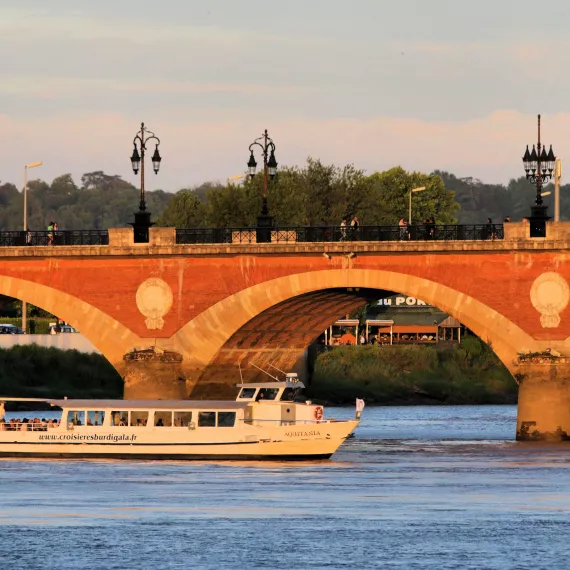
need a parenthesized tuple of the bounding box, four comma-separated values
(2, 222, 570, 440)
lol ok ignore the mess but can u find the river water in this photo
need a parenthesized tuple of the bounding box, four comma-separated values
(1, 405, 569, 569)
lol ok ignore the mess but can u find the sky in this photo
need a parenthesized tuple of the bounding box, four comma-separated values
(1, 0, 570, 192)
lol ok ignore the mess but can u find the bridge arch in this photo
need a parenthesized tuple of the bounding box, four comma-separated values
(0, 276, 140, 372)
(171, 269, 536, 386)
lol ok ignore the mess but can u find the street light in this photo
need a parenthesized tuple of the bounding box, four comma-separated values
(555, 159, 562, 222)
(130, 122, 162, 243)
(23, 161, 42, 232)
(408, 186, 426, 225)
(22, 161, 42, 335)
(522, 114, 556, 237)
(247, 129, 278, 242)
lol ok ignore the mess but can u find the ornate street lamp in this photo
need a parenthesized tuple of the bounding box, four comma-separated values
(247, 129, 278, 242)
(522, 114, 555, 237)
(130, 122, 162, 243)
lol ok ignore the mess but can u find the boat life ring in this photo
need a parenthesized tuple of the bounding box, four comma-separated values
(314, 406, 324, 421)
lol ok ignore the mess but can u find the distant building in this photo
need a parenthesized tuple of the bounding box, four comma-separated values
(323, 294, 463, 346)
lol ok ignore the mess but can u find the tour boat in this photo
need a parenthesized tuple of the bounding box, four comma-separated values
(0, 373, 363, 460)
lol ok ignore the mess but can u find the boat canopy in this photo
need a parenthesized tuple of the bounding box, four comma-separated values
(235, 381, 305, 390)
(0, 398, 249, 411)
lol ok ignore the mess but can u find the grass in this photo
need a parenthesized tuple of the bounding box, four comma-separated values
(308, 337, 518, 405)
(0, 344, 123, 399)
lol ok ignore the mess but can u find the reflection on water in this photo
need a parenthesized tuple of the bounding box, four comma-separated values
(1, 405, 570, 569)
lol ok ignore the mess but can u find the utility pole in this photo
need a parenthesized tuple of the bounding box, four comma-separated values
(555, 159, 562, 222)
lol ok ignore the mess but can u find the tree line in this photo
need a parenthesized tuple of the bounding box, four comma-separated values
(0, 161, 564, 231)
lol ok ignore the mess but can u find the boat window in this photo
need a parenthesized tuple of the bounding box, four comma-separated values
(238, 388, 256, 399)
(198, 412, 216, 427)
(217, 412, 236, 427)
(87, 411, 105, 426)
(256, 388, 279, 401)
(280, 388, 298, 402)
(67, 410, 85, 426)
(154, 411, 172, 427)
(130, 411, 149, 427)
(111, 411, 129, 426)
(174, 411, 192, 427)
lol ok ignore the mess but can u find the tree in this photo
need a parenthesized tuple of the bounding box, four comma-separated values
(365, 167, 459, 225)
(158, 191, 205, 227)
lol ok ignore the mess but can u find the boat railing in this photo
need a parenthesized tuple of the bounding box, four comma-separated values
(243, 419, 334, 426)
(0, 422, 59, 432)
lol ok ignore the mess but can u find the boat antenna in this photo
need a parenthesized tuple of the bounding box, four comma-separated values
(250, 362, 280, 381)
(238, 362, 244, 383)
(268, 362, 286, 375)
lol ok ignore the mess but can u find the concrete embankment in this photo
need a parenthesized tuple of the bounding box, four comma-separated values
(0, 334, 100, 354)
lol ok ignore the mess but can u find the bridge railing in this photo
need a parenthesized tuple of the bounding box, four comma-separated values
(175, 224, 505, 245)
(0, 230, 109, 247)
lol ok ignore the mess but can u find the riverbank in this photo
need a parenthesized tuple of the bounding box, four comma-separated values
(0, 339, 517, 406)
(307, 337, 517, 405)
(0, 345, 122, 402)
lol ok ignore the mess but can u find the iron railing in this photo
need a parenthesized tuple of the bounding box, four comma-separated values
(176, 224, 504, 245)
(0, 225, 505, 246)
(0, 230, 109, 247)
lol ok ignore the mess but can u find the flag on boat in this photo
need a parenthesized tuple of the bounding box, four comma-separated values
(355, 398, 365, 412)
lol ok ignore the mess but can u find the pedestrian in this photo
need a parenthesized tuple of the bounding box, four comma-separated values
(47, 221, 54, 246)
(504, 216, 511, 223)
(339, 218, 347, 241)
(487, 217, 496, 240)
(359, 333, 366, 345)
(350, 215, 359, 239)
(399, 218, 408, 240)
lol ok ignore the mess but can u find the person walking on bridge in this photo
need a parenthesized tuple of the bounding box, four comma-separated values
(350, 216, 360, 240)
(339, 218, 347, 241)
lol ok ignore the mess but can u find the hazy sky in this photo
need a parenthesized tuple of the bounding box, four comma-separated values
(2, 0, 570, 192)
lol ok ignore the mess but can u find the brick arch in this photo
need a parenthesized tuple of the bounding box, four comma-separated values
(194, 289, 380, 393)
(0, 276, 140, 372)
(171, 269, 537, 379)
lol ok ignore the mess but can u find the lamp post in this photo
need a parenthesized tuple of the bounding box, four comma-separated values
(247, 129, 278, 243)
(522, 114, 556, 237)
(555, 159, 562, 222)
(130, 122, 162, 243)
(22, 161, 42, 334)
(408, 186, 426, 225)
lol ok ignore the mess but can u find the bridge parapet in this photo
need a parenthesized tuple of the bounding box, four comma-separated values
(2, 221, 570, 254)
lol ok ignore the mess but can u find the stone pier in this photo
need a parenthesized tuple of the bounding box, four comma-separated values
(122, 347, 188, 400)
(515, 357, 570, 441)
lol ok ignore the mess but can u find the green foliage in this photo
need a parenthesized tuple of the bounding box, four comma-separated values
(157, 190, 206, 227)
(309, 338, 517, 405)
(437, 171, 564, 223)
(0, 171, 172, 231)
(364, 167, 460, 225)
(167, 159, 457, 228)
(0, 345, 123, 399)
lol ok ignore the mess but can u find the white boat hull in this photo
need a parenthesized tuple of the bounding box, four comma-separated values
(0, 420, 358, 460)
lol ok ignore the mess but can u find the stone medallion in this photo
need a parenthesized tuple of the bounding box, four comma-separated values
(136, 278, 173, 330)
(530, 272, 570, 328)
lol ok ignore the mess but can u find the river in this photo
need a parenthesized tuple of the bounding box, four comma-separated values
(1, 405, 569, 569)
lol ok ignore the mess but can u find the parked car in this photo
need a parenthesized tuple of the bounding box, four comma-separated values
(48, 324, 79, 334)
(0, 324, 24, 334)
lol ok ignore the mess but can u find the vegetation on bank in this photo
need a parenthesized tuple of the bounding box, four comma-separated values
(0, 345, 122, 400)
(308, 337, 517, 405)
(0, 339, 517, 407)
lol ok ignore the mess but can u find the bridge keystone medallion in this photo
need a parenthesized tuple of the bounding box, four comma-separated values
(530, 272, 570, 328)
(136, 277, 173, 330)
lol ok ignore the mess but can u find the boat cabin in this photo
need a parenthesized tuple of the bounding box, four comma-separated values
(236, 373, 306, 403)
